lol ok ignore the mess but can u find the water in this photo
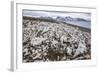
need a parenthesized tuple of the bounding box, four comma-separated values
(66, 21, 91, 29)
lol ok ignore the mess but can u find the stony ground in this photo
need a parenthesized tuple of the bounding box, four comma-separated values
(22, 16, 91, 63)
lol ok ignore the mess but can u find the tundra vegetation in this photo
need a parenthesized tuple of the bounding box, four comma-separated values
(23, 16, 91, 63)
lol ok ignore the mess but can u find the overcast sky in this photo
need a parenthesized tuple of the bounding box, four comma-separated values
(23, 10, 91, 21)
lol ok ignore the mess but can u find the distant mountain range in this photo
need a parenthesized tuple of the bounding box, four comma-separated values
(55, 16, 91, 29)
(23, 15, 91, 29)
(24, 15, 90, 22)
(56, 16, 90, 22)
(37, 16, 90, 23)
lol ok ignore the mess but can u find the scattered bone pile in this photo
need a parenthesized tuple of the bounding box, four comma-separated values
(23, 17, 91, 63)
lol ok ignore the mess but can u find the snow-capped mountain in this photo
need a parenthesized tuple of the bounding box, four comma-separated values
(23, 14, 91, 29)
(56, 16, 90, 22)
(65, 16, 74, 21)
(54, 16, 91, 28)
(56, 16, 66, 22)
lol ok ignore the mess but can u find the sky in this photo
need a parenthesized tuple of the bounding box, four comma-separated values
(23, 10, 91, 21)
